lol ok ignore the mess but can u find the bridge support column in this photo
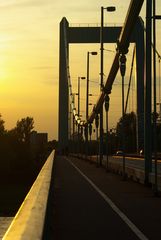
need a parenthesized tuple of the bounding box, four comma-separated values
(58, 17, 145, 156)
(58, 18, 69, 153)
(144, 0, 152, 184)
(135, 18, 145, 152)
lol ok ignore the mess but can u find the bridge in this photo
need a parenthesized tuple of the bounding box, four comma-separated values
(1, 0, 161, 239)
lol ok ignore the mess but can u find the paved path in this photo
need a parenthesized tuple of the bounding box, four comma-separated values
(44, 155, 161, 240)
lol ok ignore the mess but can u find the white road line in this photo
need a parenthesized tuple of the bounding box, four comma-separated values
(66, 158, 149, 240)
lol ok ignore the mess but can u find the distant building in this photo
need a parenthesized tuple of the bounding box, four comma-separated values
(30, 131, 48, 163)
(30, 131, 48, 147)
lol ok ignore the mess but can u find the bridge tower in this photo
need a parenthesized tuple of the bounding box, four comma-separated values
(58, 17, 144, 153)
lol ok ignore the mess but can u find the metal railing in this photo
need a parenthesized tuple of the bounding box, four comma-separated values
(69, 22, 122, 27)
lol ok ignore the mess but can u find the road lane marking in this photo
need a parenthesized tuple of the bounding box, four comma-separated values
(67, 158, 149, 240)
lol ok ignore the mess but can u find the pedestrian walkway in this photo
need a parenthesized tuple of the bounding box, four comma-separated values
(43, 155, 161, 240)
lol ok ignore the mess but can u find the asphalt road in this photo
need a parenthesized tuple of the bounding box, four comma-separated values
(42, 155, 161, 240)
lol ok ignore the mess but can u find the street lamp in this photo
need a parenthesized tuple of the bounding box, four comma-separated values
(95, 114, 99, 167)
(100, 5, 116, 82)
(86, 51, 98, 156)
(120, 53, 127, 180)
(72, 93, 78, 144)
(78, 76, 86, 123)
(100, 5, 116, 88)
(100, 6, 116, 166)
(104, 94, 110, 171)
(77, 76, 85, 156)
(86, 51, 97, 121)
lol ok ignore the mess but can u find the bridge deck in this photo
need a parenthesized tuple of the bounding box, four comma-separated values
(43, 155, 161, 240)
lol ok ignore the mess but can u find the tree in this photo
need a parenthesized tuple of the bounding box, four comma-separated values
(116, 112, 136, 153)
(0, 114, 5, 136)
(15, 117, 34, 144)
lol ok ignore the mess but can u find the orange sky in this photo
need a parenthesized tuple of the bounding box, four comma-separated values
(0, 0, 160, 140)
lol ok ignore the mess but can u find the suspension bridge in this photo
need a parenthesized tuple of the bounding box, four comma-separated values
(2, 0, 161, 239)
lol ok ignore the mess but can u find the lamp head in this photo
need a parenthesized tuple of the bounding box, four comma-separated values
(106, 6, 116, 12)
(91, 51, 98, 55)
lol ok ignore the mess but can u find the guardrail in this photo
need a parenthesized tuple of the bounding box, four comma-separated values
(3, 150, 55, 240)
(69, 22, 122, 27)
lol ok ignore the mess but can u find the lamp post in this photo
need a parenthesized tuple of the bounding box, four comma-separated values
(120, 53, 127, 180)
(86, 51, 97, 156)
(104, 94, 110, 171)
(100, 6, 116, 166)
(86, 51, 98, 121)
(78, 76, 85, 137)
(72, 94, 77, 152)
(100, 6, 116, 87)
(77, 76, 85, 157)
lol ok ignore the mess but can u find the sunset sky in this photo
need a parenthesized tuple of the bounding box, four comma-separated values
(0, 0, 160, 140)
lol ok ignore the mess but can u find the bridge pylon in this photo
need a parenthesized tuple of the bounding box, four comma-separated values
(58, 17, 145, 154)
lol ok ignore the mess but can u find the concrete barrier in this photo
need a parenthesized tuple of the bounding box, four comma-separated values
(3, 150, 55, 240)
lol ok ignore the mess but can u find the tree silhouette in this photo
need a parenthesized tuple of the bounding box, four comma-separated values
(116, 111, 136, 152)
(0, 114, 5, 136)
(15, 117, 34, 144)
